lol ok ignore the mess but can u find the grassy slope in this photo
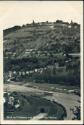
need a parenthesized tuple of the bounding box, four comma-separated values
(4, 22, 80, 58)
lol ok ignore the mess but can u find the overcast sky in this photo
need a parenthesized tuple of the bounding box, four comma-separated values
(0, 1, 83, 30)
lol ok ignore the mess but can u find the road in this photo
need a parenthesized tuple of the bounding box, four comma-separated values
(4, 83, 80, 120)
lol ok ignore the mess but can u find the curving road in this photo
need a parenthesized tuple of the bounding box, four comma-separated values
(4, 83, 80, 120)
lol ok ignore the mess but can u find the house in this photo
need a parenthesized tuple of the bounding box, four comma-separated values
(50, 25, 54, 29)
(26, 71, 29, 75)
(7, 79, 11, 82)
(68, 25, 72, 28)
(29, 70, 34, 73)
(15, 103, 20, 109)
(3, 97, 6, 103)
(9, 71, 12, 78)
(13, 71, 16, 74)
(55, 63, 59, 68)
(15, 100, 20, 109)
(22, 71, 25, 75)
(35, 69, 38, 72)
(8, 96, 14, 106)
(68, 53, 80, 58)
(3, 92, 9, 103)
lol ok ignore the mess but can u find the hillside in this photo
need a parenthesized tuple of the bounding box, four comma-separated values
(3, 20, 80, 86)
(4, 20, 80, 56)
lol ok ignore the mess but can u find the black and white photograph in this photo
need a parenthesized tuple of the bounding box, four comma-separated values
(0, 1, 83, 124)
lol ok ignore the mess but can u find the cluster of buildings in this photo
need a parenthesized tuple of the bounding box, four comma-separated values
(7, 67, 46, 80)
(6, 61, 66, 82)
(23, 20, 79, 29)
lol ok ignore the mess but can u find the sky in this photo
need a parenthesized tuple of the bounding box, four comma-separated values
(0, 1, 83, 30)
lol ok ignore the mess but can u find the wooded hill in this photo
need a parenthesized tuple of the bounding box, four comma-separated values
(3, 20, 80, 86)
